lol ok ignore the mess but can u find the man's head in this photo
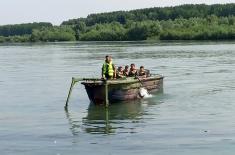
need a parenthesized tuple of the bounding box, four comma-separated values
(105, 55, 111, 63)
(125, 65, 129, 70)
(118, 66, 123, 72)
(140, 66, 145, 72)
(130, 63, 135, 70)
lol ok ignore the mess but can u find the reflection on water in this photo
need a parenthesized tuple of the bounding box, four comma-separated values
(65, 97, 163, 135)
(84, 101, 145, 134)
(65, 101, 144, 135)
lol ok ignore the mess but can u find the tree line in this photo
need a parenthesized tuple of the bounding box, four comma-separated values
(62, 4, 235, 26)
(65, 15, 235, 41)
(0, 24, 76, 43)
(1, 3, 235, 42)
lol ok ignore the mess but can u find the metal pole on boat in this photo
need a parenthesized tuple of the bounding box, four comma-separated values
(104, 80, 109, 107)
(65, 77, 76, 109)
(105, 107, 110, 134)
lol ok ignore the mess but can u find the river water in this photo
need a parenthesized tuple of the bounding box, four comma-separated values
(0, 41, 235, 155)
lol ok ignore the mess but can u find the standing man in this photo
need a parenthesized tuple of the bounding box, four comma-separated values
(102, 55, 116, 80)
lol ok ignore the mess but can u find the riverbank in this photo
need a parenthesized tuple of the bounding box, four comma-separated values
(1, 4, 235, 42)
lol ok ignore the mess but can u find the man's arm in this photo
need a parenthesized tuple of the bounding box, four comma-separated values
(101, 64, 105, 79)
(113, 64, 116, 78)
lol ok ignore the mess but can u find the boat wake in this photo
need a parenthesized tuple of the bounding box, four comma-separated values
(139, 88, 153, 98)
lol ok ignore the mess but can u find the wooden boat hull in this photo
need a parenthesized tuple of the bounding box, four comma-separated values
(81, 75, 163, 104)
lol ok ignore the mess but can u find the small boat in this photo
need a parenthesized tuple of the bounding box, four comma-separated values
(83, 74, 163, 104)
(65, 74, 163, 107)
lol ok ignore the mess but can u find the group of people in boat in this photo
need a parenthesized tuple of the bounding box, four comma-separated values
(102, 55, 148, 80)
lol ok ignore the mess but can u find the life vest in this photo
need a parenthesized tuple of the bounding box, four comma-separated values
(102, 61, 115, 77)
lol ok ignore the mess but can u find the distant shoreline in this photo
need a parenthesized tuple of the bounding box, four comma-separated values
(1, 40, 235, 45)
(1, 3, 235, 43)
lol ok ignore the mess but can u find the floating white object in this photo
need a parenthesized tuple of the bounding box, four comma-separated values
(139, 88, 152, 98)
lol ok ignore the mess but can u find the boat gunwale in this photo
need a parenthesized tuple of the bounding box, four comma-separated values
(80, 75, 164, 86)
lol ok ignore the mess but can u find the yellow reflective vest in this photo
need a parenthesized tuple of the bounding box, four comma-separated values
(102, 61, 115, 77)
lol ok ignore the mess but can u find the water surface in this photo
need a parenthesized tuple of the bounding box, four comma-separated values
(0, 41, 235, 155)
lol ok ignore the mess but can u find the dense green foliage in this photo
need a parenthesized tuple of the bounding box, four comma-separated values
(1, 4, 235, 42)
(30, 26, 76, 42)
(79, 20, 162, 41)
(0, 26, 76, 42)
(63, 3, 235, 41)
(62, 4, 235, 26)
(0, 35, 31, 43)
(77, 16, 235, 41)
(0, 22, 52, 37)
(159, 16, 235, 40)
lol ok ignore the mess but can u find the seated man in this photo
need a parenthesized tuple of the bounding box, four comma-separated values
(123, 65, 129, 76)
(128, 63, 137, 77)
(138, 66, 147, 78)
(116, 66, 125, 78)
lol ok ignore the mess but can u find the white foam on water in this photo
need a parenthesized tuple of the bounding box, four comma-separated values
(139, 88, 153, 98)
